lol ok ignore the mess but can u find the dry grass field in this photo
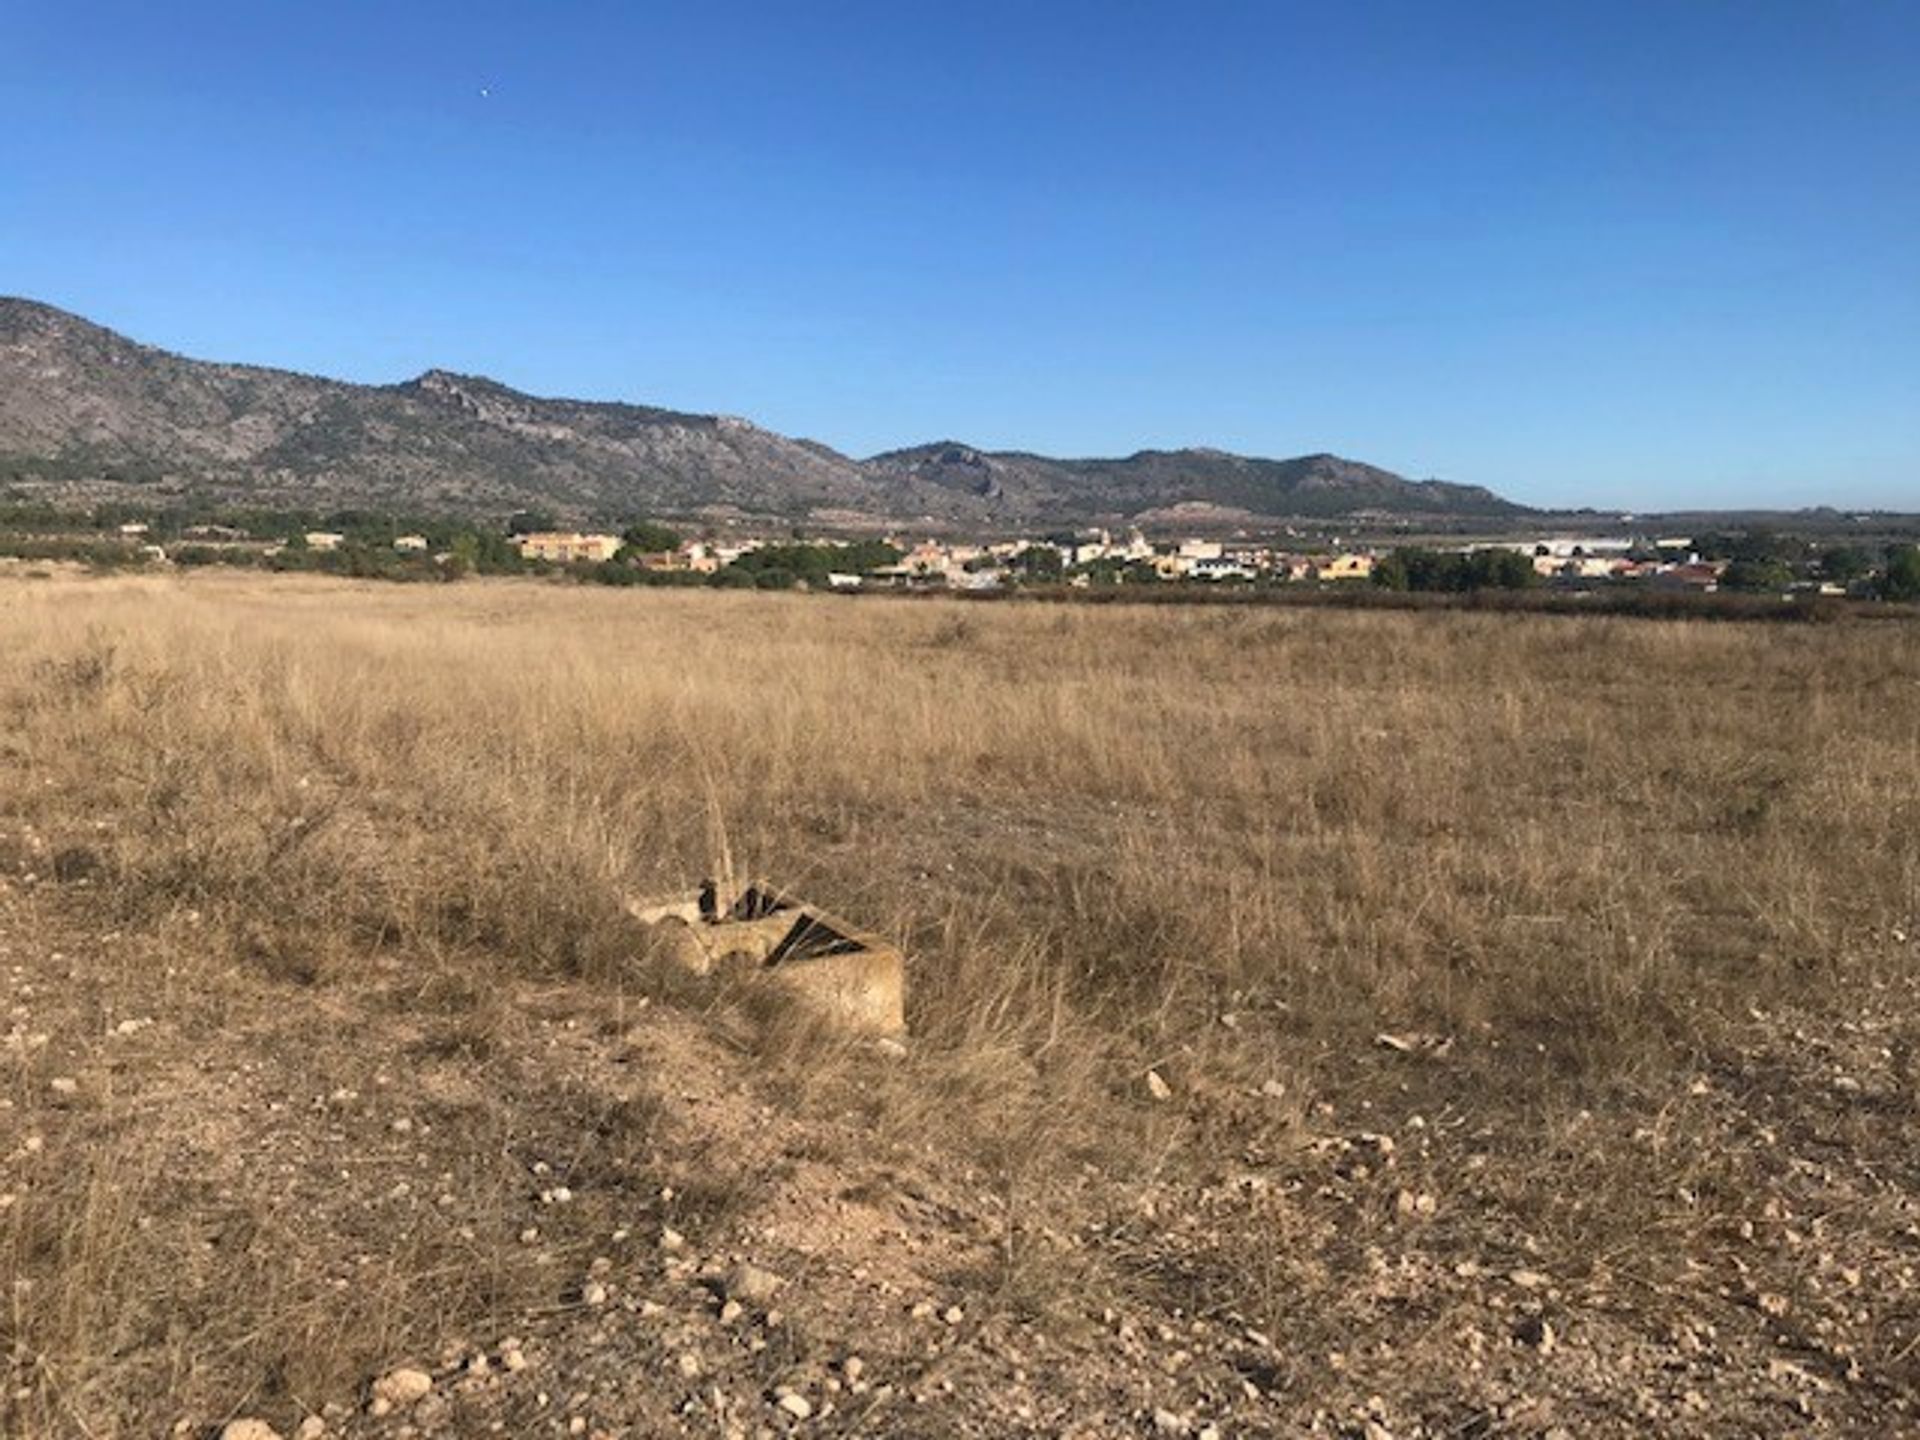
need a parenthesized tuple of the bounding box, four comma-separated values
(2, 569, 1917, 1438)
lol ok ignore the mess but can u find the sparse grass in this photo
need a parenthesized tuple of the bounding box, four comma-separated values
(1, 570, 1917, 1433)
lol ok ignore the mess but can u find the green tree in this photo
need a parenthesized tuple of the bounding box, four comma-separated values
(1011, 545, 1063, 582)
(1882, 545, 1920, 602)
(1720, 558, 1793, 593)
(1821, 546, 1871, 584)
(619, 521, 682, 554)
(445, 533, 481, 578)
(1374, 547, 1534, 592)
(1371, 552, 1410, 591)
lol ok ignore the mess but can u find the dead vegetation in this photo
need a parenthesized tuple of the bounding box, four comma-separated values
(1, 570, 1917, 1437)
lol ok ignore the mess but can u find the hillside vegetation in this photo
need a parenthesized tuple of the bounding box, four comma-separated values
(0, 299, 1516, 526)
(2, 573, 1917, 1438)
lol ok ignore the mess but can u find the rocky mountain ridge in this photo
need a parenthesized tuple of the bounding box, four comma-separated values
(0, 298, 1523, 526)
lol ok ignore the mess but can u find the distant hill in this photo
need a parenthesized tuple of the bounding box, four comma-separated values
(0, 298, 1525, 527)
(861, 442, 1518, 524)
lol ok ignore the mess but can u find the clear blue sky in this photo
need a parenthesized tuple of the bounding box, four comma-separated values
(4, 1, 1916, 510)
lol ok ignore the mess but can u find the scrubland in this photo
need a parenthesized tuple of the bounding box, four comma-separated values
(2, 570, 1917, 1438)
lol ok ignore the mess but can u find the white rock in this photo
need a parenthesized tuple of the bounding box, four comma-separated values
(1152, 1409, 1191, 1436)
(1145, 1069, 1173, 1102)
(776, 1391, 813, 1419)
(294, 1417, 325, 1440)
(370, 1366, 433, 1411)
(724, 1262, 784, 1305)
(220, 1421, 283, 1440)
(660, 1226, 686, 1252)
(581, 1281, 608, 1307)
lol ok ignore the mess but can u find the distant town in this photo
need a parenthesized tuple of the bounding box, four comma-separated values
(2, 499, 1918, 602)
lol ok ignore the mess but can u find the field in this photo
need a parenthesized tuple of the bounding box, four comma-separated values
(3, 569, 1918, 1438)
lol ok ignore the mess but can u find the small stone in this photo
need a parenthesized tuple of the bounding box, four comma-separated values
(775, 1391, 813, 1419)
(677, 1352, 702, 1379)
(1259, 1079, 1287, 1099)
(719, 1299, 744, 1324)
(501, 1345, 528, 1373)
(581, 1281, 609, 1307)
(295, 1418, 325, 1440)
(220, 1421, 283, 1440)
(723, 1262, 784, 1306)
(841, 1356, 864, 1384)
(941, 1305, 964, 1325)
(1145, 1069, 1173, 1102)
(660, 1226, 686, 1252)
(48, 1077, 78, 1096)
(567, 1417, 587, 1435)
(370, 1366, 433, 1412)
(1152, 1409, 1190, 1436)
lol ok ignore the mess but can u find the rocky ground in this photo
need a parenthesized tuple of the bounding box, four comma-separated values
(5, 833, 1919, 1438)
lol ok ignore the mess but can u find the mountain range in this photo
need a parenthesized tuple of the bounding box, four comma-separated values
(0, 298, 1522, 528)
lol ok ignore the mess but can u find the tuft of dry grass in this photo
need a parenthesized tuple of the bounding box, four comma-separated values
(2, 570, 1917, 1432)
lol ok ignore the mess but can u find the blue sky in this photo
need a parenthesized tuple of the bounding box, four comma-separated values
(4, 1, 1916, 510)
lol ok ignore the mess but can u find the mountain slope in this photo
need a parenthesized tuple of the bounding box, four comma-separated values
(861, 441, 1519, 522)
(0, 298, 1523, 524)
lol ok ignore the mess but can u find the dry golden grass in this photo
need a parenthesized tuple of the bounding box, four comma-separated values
(2, 569, 1917, 1434)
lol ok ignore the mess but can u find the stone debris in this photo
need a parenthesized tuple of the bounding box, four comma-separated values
(720, 1261, 784, 1306)
(367, 1366, 433, 1415)
(627, 880, 906, 1035)
(773, 1388, 813, 1419)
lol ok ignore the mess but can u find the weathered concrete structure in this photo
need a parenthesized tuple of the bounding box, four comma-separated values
(627, 882, 906, 1037)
